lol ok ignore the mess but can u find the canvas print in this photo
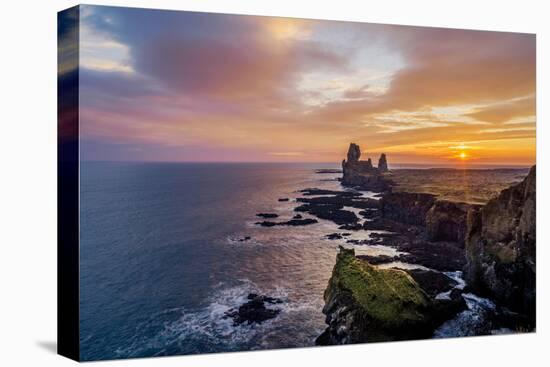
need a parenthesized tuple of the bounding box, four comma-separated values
(58, 5, 536, 361)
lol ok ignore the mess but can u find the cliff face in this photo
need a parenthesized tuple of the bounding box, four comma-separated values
(341, 143, 391, 191)
(426, 200, 476, 244)
(317, 247, 464, 345)
(464, 166, 536, 323)
(380, 192, 436, 226)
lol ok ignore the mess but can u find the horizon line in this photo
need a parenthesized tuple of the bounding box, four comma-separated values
(80, 160, 534, 168)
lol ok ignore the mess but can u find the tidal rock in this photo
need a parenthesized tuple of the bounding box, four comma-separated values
(224, 293, 283, 325)
(285, 218, 318, 226)
(326, 233, 344, 240)
(256, 218, 318, 227)
(256, 213, 279, 218)
(294, 189, 377, 225)
(464, 165, 536, 326)
(278, 198, 290, 202)
(339, 223, 363, 231)
(326, 232, 352, 240)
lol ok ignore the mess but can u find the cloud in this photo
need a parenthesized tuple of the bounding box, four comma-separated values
(314, 27, 535, 122)
(466, 95, 535, 123)
(77, 6, 536, 164)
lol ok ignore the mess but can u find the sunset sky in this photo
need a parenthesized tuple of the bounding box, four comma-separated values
(75, 5, 536, 166)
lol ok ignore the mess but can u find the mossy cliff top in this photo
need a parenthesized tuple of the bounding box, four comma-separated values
(326, 247, 430, 329)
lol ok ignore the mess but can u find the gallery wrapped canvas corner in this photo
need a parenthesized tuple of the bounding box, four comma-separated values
(58, 4, 536, 362)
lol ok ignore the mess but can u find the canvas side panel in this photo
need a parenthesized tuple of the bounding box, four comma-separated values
(57, 5, 80, 362)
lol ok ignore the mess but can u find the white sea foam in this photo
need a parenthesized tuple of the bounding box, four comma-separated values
(376, 261, 431, 271)
(114, 279, 322, 358)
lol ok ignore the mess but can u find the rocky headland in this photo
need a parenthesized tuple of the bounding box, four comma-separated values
(252, 142, 535, 341)
(316, 247, 465, 344)
(317, 144, 536, 343)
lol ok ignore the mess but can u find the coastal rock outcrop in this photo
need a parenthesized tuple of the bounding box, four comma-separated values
(341, 143, 391, 191)
(347, 143, 361, 162)
(464, 165, 536, 325)
(224, 293, 283, 325)
(426, 200, 475, 244)
(378, 153, 388, 172)
(294, 188, 378, 226)
(380, 192, 436, 226)
(316, 247, 465, 345)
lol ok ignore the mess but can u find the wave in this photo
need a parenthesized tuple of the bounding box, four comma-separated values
(114, 279, 321, 358)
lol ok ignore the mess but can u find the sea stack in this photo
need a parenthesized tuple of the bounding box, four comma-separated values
(341, 143, 391, 191)
(347, 143, 361, 162)
(378, 153, 388, 172)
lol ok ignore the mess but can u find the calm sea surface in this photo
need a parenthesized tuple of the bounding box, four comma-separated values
(79, 162, 528, 360)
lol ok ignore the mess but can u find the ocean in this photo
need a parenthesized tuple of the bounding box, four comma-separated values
(79, 162, 529, 360)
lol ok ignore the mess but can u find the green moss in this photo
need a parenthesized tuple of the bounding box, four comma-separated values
(329, 248, 430, 328)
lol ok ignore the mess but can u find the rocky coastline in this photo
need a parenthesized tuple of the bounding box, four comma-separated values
(316, 143, 535, 343)
(252, 142, 535, 343)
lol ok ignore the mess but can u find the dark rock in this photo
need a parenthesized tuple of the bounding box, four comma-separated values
(294, 188, 378, 226)
(380, 192, 436, 226)
(224, 293, 283, 325)
(464, 166, 536, 326)
(292, 214, 303, 219)
(295, 203, 359, 225)
(341, 143, 392, 191)
(361, 219, 466, 272)
(278, 198, 290, 202)
(256, 218, 318, 227)
(338, 223, 364, 231)
(238, 236, 252, 242)
(256, 213, 279, 218)
(326, 232, 354, 240)
(396, 240, 467, 272)
(317, 247, 465, 345)
(426, 200, 476, 244)
(378, 153, 389, 172)
(404, 269, 458, 297)
(255, 221, 278, 227)
(285, 218, 319, 226)
(347, 143, 361, 162)
(358, 209, 380, 219)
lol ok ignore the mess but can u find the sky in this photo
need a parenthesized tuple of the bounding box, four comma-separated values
(69, 5, 536, 165)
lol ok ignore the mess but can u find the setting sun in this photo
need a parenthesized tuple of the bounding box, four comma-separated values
(459, 152, 467, 160)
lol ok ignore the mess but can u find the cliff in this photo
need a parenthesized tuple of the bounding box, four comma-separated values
(317, 247, 465, 344)
(464, 165, 536, 325)
(341, 143, 391, 191)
